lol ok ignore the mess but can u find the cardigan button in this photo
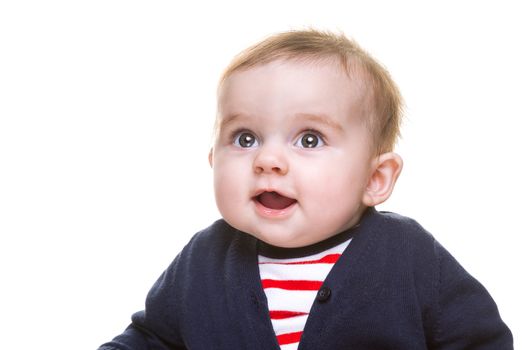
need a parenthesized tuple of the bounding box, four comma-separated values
(316, 286, 331, 302)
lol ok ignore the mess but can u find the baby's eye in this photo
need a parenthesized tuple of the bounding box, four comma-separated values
(233, 132, 259, 148)
(295, 132, 325, 148)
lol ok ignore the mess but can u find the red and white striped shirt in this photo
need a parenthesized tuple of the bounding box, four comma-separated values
(258, 238, 352, 350)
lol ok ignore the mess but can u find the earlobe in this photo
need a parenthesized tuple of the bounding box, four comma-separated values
(208, 148, 214, 168)
(363, 152, 403, 207)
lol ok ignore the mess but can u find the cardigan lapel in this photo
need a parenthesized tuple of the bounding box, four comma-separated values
(225, 231, 281, 350)
(299, 207, 383, 349)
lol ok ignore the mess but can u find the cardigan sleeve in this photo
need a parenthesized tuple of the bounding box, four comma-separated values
(97, 253, 188, 350)
(97, 323, 186, 350)
(430, 240, 513, 349)
(97, 220, 242, 350)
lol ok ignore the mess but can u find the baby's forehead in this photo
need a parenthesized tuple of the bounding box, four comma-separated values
(216, 60, 375, 135)
(218, 58, 373, 114)
(227, 56, 368, 81)
(221, 58, 371, 97)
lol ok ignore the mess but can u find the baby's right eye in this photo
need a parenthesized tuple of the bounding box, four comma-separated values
(233, 132, 259, 148)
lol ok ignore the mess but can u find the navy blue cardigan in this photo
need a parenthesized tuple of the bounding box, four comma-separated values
(99, 208, 513, 349)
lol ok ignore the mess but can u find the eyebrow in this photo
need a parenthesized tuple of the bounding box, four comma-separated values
(293, 113, 343, 132)
(217, 112, 344, 132)
(218, 114, 248, 130)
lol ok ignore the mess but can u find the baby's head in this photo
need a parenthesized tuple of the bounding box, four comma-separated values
(209, 29, 404, 248)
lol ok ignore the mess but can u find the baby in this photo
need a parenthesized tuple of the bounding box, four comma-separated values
(99, 30, 512, 349)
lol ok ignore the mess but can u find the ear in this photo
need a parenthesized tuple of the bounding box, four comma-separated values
(362, 152, 403, 207)
(208, 148, 214, 168)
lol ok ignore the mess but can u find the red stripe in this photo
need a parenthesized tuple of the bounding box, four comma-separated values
(269, 310, 309, 319)
(259, 253, 341, 265)
(277, 331, 303, 345)
(261, 279, 322, 290)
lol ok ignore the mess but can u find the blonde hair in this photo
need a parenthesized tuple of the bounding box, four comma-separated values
(218, 29, 403, 154)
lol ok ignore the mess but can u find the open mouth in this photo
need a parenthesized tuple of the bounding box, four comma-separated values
(255, 191, 297, 210)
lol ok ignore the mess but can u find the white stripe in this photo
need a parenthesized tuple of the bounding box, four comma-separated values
(264, 287, 318, 313)
(259, 262, 334, 281)
(280, 343, 299, 350)
(271, 314, 309, 335)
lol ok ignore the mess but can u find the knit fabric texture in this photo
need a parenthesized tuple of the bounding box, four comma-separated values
(98, 208, 513, 349)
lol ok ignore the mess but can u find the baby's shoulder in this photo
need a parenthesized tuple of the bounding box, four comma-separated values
(188, 219, 238, 245)
(368, 209, 436, 243)
(362, 209, 444, 264)
(178, 219, 254, 263)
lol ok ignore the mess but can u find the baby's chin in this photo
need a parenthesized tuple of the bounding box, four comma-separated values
(246, 227, 322, 249)
(223, 221, 299, 248)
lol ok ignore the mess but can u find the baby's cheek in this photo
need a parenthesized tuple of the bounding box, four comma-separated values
(214, 176, 234, 209)
(309, 174, 346, 198)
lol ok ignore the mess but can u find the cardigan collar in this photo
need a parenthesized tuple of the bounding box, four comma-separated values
(256, 206, 376, 259)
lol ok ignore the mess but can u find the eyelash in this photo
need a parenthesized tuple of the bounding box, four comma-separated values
(230, 129, 259, 148)
(296, 129, 326, 148)
(229, 128, 327, 148)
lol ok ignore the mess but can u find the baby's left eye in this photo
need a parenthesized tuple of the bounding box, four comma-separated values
(295, 132, 325, 148)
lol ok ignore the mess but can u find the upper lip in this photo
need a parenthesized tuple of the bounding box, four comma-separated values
(251, 188, 296, 201)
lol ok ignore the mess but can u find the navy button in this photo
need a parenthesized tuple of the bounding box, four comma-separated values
(317, 286, 331, 302)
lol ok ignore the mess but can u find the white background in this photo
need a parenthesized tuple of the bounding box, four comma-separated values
(1, 1, 523, 348)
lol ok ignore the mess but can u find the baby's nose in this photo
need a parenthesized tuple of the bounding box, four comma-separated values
(253, 145, 289, 175)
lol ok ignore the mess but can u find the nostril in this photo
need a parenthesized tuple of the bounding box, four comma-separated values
(254, 165, 286, 175)
(253, 150, 288, 175)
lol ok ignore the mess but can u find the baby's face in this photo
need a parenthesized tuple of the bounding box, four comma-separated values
(211, 59, 376, 248)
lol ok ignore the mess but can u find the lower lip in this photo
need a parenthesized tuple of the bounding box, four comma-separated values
(253, 200, 297, 219)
